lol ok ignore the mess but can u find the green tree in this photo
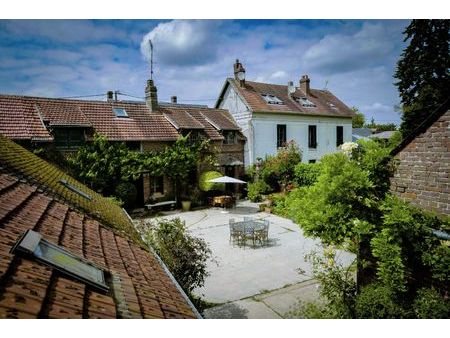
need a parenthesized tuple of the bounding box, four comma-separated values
(394, 19, 450, 136)
(352, 107, 366, 128)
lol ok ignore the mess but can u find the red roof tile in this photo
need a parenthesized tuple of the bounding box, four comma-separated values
(0, 138, 198, 319)
(220, 79, 355, 118)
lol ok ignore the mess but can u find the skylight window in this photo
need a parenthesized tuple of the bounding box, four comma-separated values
(295, 97, 316, 108)
(328, 102, 338, 109)
(113, 108, 128, 118)
(261, 94, 283, 105)
(59, 179, 92, 200)
(11, 230, 109, 292)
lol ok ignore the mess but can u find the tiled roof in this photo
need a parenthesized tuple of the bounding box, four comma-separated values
(0, 135, 140, 243)
(0, 94, 242, 143)
(200, 110, 240, 131)
(220, 78, 355, 118)
(0, 95, 52, 141)
(0, 137, 197, 319)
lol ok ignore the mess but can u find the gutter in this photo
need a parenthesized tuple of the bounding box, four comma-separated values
(123, 208, 202, 319)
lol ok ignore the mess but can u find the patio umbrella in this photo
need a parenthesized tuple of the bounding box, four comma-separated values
(207, 176, 246, 184)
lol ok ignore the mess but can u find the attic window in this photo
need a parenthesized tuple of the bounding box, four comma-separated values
(59, 179, 92, 200)
(295, 97, 316, 108)
(261, 94, 283, 105)
(11, 230, 109, 292)
(328, 103, 338, 109)
(113, 108, 128, 118)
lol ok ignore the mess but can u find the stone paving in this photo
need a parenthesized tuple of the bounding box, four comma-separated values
(144, 200, 355, 318)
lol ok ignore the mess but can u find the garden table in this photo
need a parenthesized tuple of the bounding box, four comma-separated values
(230, 219, 269, 247)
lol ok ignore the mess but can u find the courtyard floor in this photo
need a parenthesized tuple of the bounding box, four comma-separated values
(140, 200, 355, 318)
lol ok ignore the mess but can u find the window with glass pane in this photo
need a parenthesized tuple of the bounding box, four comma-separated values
(308, 125, 317, 148)
(151, 176, 164, 194)
(53, 128, 85, 149)
(277, 124, 286, 148)
(113, 108, 128, 118)
(262, 94, 283, 105)
(336, 126, 344, 147)
(223, 131, 237, 144)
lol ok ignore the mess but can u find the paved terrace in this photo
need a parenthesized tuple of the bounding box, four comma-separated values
(141, 200, 355, 318)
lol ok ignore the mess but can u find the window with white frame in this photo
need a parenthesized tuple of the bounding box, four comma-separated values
(261, 94, 283, 105)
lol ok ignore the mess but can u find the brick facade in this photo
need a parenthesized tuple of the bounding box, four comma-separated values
(390, 109, 450, 216)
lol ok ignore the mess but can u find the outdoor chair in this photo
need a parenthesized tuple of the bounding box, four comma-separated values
(243, 216, 253, 222)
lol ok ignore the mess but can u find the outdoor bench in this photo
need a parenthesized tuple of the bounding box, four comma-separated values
(145, 200, 176, 212)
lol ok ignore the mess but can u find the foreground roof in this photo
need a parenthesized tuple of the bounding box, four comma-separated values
(217, 78, 355, 118)
(0, 136, 197, 318)
(0, 94, 240, 142)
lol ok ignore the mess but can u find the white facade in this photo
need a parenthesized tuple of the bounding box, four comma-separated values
(218, 84, 353, 166)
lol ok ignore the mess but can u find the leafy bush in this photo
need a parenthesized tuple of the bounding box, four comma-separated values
(413, 288, 450, 319)
(355, 283, 407, 318)
(247, 180, 271, 202)
(293, 162, 322, 187)
(114, 182, 137, 209)
(258, 141, 302, 192)
(198, 171, 225, 192)
(138, 218, 212, 293)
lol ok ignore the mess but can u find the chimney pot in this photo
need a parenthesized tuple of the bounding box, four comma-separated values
(145, 79, 158, 112)
(107, 91, 114, 102)
(287, 81, 295, 95)
(171, 96, 177, 104)
(233, 59, 246, 87)
(300, 75, 311, 96)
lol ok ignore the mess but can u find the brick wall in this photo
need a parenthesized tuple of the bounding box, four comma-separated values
(390, 110, 450, 216)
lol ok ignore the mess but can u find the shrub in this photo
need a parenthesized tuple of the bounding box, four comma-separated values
(355, 283, 407, 318)
(114, 181, 137, 209)
(259, 141, 302, 191)
(293, 162, 322, 187)
(247, 180, 271, 202)
(198, 171, 225, 192)
(413, 288, 450, 319)
(139, 218, 212, 293)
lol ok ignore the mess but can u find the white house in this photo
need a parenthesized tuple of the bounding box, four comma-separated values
(216, 60, 355, 166)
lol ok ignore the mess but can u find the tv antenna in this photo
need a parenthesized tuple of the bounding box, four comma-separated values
(324, 79, 329, 90)
(149, 39, 154, 80)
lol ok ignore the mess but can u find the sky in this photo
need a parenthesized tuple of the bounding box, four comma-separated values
(0, 19, 409, 124)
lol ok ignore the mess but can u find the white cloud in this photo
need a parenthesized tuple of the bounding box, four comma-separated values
(140, 20, 222, 66)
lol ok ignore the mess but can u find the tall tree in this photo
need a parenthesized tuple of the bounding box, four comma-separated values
(395, 20, 450, 136)
(352, 107, 366, 128)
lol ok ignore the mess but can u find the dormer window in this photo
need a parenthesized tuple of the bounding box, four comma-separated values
(262, 94, 283, 105)
(295, 97, 316, 108)
(223, 130, 237, 145)
(113, 108, 128, 118)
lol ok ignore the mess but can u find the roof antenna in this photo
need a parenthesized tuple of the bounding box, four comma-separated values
(324, 79, 329, 90)
(149, 39, 154, 80)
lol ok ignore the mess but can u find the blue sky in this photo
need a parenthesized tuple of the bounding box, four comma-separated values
(0, 19, 409, 124)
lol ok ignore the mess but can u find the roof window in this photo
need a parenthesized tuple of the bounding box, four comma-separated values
(295, 97, 316, 108)
(59, 179, 92, 200)
(328, 102, 338, 109)
(113, 108, 128, 118)
(261, 94, 283, 105)
(11, 230, 109, 292)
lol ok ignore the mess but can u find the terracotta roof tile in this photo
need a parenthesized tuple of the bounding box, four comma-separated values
(227, 78, 355, 118)
(0, 138, 197, 318)
(200, 109, 240, 130)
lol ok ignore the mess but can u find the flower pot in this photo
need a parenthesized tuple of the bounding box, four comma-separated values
(181, 200, 191, 212)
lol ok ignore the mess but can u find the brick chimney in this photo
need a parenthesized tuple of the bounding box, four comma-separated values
(300, 75, 311, 96)
(107, 91, 114, 102)
(171, 96, 177, 104)
(233, 59, 246, 87)
(145, 79, 158, 112)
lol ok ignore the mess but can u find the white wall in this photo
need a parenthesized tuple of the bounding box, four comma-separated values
(252, 113, 352, 163)
(218, 83, 253, 165)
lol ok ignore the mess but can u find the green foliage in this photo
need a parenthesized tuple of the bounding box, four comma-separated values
(351, 107, 366, 128)
(413, 288, 450, 319)
(394, 19, 450, 136)
(270, 192, 289, 217)
(247, 180, 271, 202)
(114, 182, 137, 210)
(198, 171, 225, 192)
(68, 134, 142, 193)
(138, 218, 212, 293)
(258, 141, 302, 191)
(293, 162, 322, 187)
(303, 248, 357, 318)
(355, 283, 407, 318)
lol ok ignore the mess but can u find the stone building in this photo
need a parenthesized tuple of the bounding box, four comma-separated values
(0, 80, 245, 206)
(390, 101, 450, 216)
